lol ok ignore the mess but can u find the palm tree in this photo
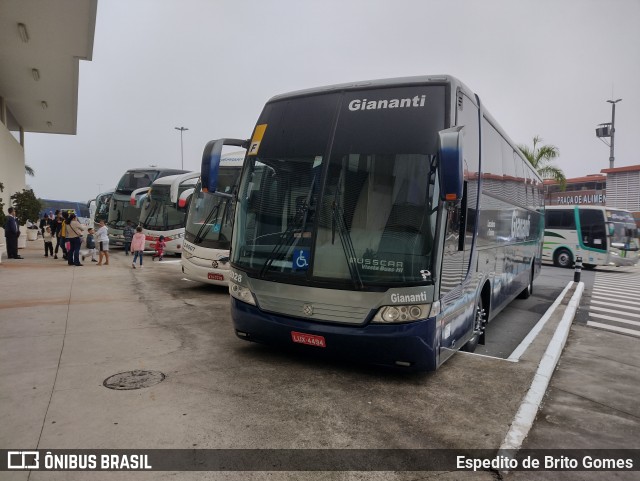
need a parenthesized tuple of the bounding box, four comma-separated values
(518, 135, 566, 190)
(25, 164, 35, 177)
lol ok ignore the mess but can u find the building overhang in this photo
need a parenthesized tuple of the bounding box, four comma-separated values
(0, 0, 97, 135)
(601, 164, 640, 174)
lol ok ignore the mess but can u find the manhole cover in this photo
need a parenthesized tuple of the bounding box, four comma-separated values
(103, 370, 165, 390)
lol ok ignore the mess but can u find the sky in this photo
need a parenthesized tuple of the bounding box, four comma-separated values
(24, 0, 640, 202)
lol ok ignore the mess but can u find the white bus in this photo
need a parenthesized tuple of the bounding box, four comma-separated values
(201, 75, 545, 371)
(543, 205, 639, 268)
(137, 172, 200, 255)
(181, 151, 245, 284)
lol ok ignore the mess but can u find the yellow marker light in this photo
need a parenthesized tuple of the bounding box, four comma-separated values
(248, 124, 267, 156)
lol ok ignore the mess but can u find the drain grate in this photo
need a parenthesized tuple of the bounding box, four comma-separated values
(103, 370, 165, 390)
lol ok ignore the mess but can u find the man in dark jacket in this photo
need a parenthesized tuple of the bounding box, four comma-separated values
(4, 207, 23, 259)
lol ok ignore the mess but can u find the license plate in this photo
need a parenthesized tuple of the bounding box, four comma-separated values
(291, 331, 326, 348)
(208, 273, 224, 281)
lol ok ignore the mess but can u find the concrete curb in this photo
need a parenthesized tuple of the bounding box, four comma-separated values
(499, 281, 585, 454)
(508, 281, 574, 361)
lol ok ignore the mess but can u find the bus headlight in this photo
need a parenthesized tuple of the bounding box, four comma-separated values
(372, 301, 440, 324)
(229, 281, 256, 306)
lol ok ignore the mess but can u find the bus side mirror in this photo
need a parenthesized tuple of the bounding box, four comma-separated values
(437, 126, 464, 203)
(201, 138, 249, 193)
(178, 188, 195, 209)
(130, 187, 150, 207)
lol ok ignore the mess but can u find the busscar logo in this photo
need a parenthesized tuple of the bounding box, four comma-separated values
(8, 451, 39, 469)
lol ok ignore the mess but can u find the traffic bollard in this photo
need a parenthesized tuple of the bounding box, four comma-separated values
(574, 256, 582, 282)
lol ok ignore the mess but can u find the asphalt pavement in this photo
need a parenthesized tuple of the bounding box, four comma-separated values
(0, 238, 638, 480)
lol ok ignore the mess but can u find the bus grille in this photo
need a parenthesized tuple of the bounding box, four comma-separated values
(256, 294, 370, 325)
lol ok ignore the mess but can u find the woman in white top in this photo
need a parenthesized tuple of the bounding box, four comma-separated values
(95, 219, 110, 266)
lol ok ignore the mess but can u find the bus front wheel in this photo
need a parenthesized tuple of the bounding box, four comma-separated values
(461, 297, 486, 353)
(553, 248, 573, 269)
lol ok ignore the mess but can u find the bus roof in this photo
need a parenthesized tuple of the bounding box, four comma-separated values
(123, 168, 189, 173)
(267, 75, 472, 103)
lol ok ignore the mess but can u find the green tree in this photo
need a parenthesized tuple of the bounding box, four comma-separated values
(10, 188, 43, 226)
(518, 135, 566, 190)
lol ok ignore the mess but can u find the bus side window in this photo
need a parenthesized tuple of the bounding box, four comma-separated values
(579, 209, 606, 248)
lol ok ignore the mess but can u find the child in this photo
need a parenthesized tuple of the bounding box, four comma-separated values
(81, 228, 97, 262)
(152, 235, 166, 261)
(131, 226, 146, 269)
(95, 219, 110, 266)
(43, 226, 54, 257)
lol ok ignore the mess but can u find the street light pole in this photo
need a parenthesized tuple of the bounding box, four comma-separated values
(606, 99, 621, 169)
(174, 126, 189, 169)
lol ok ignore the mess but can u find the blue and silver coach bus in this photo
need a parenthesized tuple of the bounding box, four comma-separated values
(201, 75, 544, 371)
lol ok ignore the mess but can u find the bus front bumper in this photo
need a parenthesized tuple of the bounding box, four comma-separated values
(181, 257, 230, 286)
(230, 298, 439, 371)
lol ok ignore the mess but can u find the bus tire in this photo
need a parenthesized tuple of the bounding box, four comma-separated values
(461, 296, 486, 353)
(553, 248, 573, 268)
(517, 265, 534, 299)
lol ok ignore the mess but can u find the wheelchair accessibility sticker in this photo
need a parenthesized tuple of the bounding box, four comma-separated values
(293, 249, 310, 271)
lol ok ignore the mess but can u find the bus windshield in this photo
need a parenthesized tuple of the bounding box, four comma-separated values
(184, 167, 242, 248)
(184, 184, 235, 249)
(108, 198, 141, 229)
(607, 210, 639, 251)
(115, 170, 159, 194)
(140, 184, 187, 231)
(232, 86, 445, 288)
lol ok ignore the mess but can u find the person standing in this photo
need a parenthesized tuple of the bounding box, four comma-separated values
(43, 226, 54, 257)
(3, 207, 23, 259)
(39, 214, 50, 236)
(95, 219, 110, 266)
(123, 220, 135, 256)
(53, 210, 67, 260)
(65, 213, 85, 266)
(130, 226, 146, 269)
(59, 211, 69, 260)
(81, 228, 97, 262)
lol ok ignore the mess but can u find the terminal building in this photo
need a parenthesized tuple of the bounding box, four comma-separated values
(544, 165, 640, 227)
(0, 0, 97, 213)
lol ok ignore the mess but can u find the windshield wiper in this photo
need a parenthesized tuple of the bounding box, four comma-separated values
(259, 197, 313, 278)
(331, 200, 364, 290)
(258, 168, 319, 278)
(330, 166, 363, 289)
(141, 201, 159, 229)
